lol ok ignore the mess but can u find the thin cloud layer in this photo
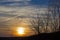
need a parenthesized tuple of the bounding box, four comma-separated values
(0, 6, 48, 37)
(0, 0, 31, 2)
(0, 0, 31, 6)
(0, 0, 48, 6)
(0, 6, 47, 18)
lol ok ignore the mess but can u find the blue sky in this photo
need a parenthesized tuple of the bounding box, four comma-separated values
(30, 0, 48, 5)
(0, 0, 49, 6)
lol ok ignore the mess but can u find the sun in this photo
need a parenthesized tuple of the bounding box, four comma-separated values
(17, 27, 25, 35)
(12, 26, 36, 37)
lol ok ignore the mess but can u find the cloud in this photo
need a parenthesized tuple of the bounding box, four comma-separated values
(0, 0, 31, 2)
(0, 6, 48, 23)
(0, 0, 31, 6)
(0, 6, 48, 37)
(0, 6, 48, 26)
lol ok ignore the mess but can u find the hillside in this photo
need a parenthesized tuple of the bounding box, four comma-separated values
(0, 31, 60, 40)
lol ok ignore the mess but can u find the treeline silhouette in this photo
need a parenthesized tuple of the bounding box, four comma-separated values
(0, 31, 60, 40)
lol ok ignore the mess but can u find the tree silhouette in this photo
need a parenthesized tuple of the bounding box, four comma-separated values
(28, 0, 60, 35)
(28, 8, 49, 34)
(48, 0, 60, 31)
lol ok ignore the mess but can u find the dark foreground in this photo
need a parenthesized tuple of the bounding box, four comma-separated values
(0, 31, 60, 40)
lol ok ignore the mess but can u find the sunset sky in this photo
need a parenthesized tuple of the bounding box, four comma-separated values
(0, 0, 49, 37)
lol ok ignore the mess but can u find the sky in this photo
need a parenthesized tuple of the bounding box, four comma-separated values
(0, 0, 49, 37)
(0, 0, 48, 6)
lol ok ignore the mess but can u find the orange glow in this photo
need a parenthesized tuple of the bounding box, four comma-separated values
(11, 22, 36, 37)
(17, 27, 25, 35)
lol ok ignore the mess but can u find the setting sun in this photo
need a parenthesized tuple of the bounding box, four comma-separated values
(17, 27, 25, 35)
(12, 26, 36, 37)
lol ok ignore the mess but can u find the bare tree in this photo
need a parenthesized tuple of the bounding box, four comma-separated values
(28, 8, 48, 34)
(48, 0, 60, 32)
(28, 0, 60, 34)
(29, 13, 44, 34)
